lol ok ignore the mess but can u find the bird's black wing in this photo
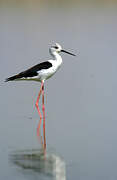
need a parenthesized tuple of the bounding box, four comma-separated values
(5, 61, 52, 82)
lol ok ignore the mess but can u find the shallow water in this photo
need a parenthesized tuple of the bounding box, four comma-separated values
(0, 0, 116, 179)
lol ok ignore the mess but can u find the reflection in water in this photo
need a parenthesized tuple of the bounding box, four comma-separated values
(10, 149, 66, 180)
(10, 129, 66, 180)
(37, 117, 46, 156)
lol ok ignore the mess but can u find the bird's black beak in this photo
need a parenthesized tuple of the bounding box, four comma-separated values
(61, 49, 76, 56)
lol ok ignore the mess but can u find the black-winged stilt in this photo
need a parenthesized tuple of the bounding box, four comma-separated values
(5, 43, 76, 134)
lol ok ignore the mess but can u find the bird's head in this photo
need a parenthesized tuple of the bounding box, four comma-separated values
(49, 43, 76, 56)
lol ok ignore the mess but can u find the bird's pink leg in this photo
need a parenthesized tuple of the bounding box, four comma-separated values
(42, 81, 46, 149)
(35, 82, 43, 135)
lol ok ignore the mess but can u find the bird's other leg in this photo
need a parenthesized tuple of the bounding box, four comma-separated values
(42, 80, 46, 149)
(35, 82, 43, 135)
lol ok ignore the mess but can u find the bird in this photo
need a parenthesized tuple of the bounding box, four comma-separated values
(5, 43, 76, 134)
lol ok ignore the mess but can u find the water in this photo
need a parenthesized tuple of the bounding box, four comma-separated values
(0, 1, 116, 179)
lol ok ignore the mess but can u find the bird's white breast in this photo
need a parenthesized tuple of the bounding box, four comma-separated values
(38, 58, 62, 81)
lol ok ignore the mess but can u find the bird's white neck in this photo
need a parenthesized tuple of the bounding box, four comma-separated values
(51, 51, 62, 64)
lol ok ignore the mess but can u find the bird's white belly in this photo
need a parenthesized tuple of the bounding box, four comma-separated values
(38, 66, 59, 81)
(37, 58, 62, 81)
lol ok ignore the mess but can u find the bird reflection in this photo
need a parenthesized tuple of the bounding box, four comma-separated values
(37, 118, 46, 157)
(10, 126, 66, 180)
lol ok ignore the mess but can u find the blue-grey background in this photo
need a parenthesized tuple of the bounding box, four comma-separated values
(0, 0, 116, 179)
